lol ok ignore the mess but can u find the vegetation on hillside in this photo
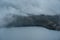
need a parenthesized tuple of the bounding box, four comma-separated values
(6, 14, 60, 31)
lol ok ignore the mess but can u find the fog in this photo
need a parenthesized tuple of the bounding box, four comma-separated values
(0, 0, 60, 40)
(0, 0, 60, 26)
(0, 0, 60, 15)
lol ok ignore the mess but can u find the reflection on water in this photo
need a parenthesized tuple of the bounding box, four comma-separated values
(0, 27, 60, 40)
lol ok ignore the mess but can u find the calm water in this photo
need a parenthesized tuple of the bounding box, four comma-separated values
(0, 27, 60, 40)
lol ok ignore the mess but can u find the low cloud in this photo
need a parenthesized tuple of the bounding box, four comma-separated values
(0, 0, 60, 27)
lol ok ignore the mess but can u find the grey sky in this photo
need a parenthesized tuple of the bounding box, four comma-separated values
(0, 0, 60, 27)
(0, 0, 60, 15)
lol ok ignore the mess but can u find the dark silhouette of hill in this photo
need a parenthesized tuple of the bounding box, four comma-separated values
(6, 14, 60, 31)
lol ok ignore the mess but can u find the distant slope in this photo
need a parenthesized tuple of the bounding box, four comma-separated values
(6, 14, 60, 31)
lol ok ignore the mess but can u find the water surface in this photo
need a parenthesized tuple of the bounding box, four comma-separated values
(0, 27, 60, 40)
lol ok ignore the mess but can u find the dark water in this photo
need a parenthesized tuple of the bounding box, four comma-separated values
(0, 27, 60, 40)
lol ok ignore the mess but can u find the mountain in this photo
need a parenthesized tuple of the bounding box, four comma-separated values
(6, 14, 60, 31)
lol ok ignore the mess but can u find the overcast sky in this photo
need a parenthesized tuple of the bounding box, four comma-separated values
(0, 0, 60, 27)
(0, 0, 60, 15)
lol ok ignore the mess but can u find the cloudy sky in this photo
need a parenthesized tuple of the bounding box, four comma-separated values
(0, 0, 60, 15)
(0, 0, 60, 27)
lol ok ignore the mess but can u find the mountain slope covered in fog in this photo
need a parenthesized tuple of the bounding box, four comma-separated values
(0, 0, 60, 27)
(6, 14, 60, 31)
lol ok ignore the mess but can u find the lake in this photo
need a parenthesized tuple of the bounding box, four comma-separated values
(0, 27, 60, 40)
